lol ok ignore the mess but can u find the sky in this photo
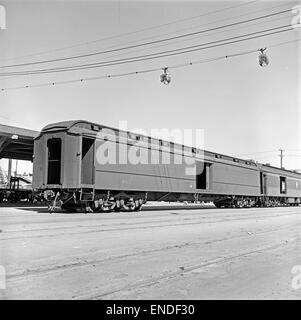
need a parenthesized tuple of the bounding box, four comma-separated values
(0, 0, 300, 175)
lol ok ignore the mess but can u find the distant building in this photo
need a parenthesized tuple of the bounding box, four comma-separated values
(0, 165, 7, 185)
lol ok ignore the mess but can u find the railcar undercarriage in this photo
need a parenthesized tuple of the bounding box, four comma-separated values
(212, 196, 300, 208)
(45, 189, 147, 213)
(44, 189, 301, 213)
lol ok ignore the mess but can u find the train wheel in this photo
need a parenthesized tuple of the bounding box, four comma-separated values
(125, 198, 136, 212)
(134, 203, 142, 212)
(102, 202, 116, 212)
(113, 200, 120, 212)
(117, 198, 135, 212)
(133, 199, 143, 212)
(235, 200, 244, 208)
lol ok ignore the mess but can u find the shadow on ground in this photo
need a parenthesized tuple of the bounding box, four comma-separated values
(0, 203, 216, 214)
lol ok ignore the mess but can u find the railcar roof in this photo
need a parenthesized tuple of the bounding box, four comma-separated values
(41, 120, 301, 177)
(42, 120, 84, 131)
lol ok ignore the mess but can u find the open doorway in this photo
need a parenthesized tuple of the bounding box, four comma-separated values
(196, 161, 210, 190)
(280, 176, 286, 194)
(81, 137, 94, 185)
(260, 172, 267, 195)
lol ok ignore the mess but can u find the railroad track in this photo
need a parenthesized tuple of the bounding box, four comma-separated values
(73, 235, 301, 300)
(6, 222, 300, 281)
(1, 209, 300, 241)
(3, 206, 301, 300)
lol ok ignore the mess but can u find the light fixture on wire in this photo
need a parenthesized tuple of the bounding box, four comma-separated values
(160, 67, 171, 85)
(258, 48, 269, 67)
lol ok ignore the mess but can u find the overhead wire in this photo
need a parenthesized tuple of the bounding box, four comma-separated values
(1, 37, 300, 91)
(237, 150, 279, 156)
(66, 2, 291, 64)
(0, 7, 293, 70)
(61, 14, 294, 64)
(0, 24, 298, 76)
(0, 12, 293, 81)
(0, 0, 259, 63)
(2, 1, 293, 68)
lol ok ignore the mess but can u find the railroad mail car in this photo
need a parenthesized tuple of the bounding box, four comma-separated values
(33, 120, 301, 211)
(258, 164, 301, 204)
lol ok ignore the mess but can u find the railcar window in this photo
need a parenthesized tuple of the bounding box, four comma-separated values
(47, 138, 61, 184)
(91, 125, 100, 131)
(159, 140, 169, 147)
(280, 176, 287, 194)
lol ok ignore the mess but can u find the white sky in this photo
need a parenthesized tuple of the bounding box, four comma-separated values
(0, 0, 300, 174)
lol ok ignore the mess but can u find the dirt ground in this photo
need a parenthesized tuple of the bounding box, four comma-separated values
(0, 205, 301, 300)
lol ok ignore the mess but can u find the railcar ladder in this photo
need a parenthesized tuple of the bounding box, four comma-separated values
(80, 188, 95, 201)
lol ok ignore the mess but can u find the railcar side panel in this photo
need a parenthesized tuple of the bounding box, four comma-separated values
(94, 138, 261, 196)
(286, 177, 301, 198)
(32, 135, 47, 189)
(210, 162, 260, 196)
(94, 139, 195, 193)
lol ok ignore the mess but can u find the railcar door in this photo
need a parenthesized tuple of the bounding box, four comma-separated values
(196, 161, 210, 190)
(260, 172, 267, 195)
(280, 176, 287, 194)
(81, 137, 95, 185)
(47, 138, 62, 185)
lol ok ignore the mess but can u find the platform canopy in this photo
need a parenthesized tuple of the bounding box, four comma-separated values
(0, 124, 38, 161)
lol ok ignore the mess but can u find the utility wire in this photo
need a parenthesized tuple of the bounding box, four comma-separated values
(0, 24, 297, 76)
(0, 8, 292, 69)
(237, 150, 278, 156)
(0, 1, 259, 63)
(1, 37, 300, 92)
(0, 51, 256, 91)
(58, 2, 290, 65)
(79, 2, 291, 60)
(60, 14, 294, 65)
(1, 1, 292, 68)
(0, 13, 292, 81)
